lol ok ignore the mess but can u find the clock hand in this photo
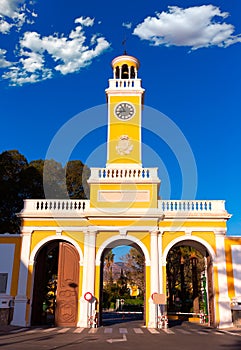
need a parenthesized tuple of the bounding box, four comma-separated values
(119, 106, 126, 113)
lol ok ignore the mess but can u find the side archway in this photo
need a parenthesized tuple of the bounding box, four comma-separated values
(162, 235, 216, 326)
(29, 235, 84, 266)
(162, 235, 216, 264)
(29, 235, 83, 327)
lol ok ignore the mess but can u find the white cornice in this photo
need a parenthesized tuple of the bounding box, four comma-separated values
(21, 225, 226, 235)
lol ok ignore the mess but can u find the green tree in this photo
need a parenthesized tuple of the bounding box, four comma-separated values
(0, 149, 90, 233)
(104, 250, 115, 285)
(65, 160, 90, 199)
(43, 159, 67, 199)
(166, 246, 205, 312)
(121, 247, 145, 297)
(0, 150, 28, 233)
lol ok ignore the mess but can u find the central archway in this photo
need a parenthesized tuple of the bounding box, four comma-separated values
(96, 236, 150, 326)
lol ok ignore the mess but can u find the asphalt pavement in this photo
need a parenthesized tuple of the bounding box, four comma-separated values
(1, 315, 241, 350)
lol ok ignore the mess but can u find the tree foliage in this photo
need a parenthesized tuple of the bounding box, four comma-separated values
(102, 247, 145, 310)
(65, 160, 90, 199)
(121, 247, 145, 296)
(0, 149, 90, 234)
(166, 245, 205, 312)
(104, 250, 115, 285)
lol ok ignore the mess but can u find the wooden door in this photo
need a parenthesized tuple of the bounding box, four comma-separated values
(55, 242, 79, 327)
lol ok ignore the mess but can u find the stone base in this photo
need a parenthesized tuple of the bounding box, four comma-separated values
(0, 308, 10, 326)
(217, 300, 233, 329)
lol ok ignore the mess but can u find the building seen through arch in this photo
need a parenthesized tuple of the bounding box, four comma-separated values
(1, 53, 241, 329)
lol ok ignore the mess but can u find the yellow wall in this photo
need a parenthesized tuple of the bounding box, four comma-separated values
(108, 96, 142, 165)
(224, 238, 241, 299)
(90, 183, 158, 209)
(0, 236, 22, 296)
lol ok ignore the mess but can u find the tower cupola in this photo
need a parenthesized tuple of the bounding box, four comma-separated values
(111, 55, 140, 79)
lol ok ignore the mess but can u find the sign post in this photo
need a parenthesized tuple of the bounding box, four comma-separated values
(151, 293, 167, 329)
(84, 292, 94, 327)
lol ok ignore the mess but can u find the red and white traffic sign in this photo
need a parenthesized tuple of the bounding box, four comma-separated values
(84, 292, 93, 302)
(151, 292, 158, 300)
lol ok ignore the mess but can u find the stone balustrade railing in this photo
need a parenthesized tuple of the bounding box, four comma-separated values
(158, 200, 226, 213)
(107, 78, 142, 89)
(89, 167, 159, 182)
(20, 199, 227, 216)
(21, 199, 89, 214)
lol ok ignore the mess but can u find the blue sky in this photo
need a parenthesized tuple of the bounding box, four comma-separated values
(0, 0, 241, 255)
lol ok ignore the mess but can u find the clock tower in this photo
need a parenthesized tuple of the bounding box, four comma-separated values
(105, 54, 145, 167)
(88, 53, 160, 210)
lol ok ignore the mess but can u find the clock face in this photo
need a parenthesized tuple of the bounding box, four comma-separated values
(114, 102, 135, 120)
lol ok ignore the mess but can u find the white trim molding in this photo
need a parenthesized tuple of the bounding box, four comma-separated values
(29, 235, 84, 265)
(162, 235, 216, 265)
(95, 234, 151, 266)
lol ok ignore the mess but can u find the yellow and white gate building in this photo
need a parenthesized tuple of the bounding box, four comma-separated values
(0, 53, 241, 329)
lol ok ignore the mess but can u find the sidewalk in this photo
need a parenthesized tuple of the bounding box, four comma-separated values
(0, 325, 28, 334)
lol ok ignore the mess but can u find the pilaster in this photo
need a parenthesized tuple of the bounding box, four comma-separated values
(148, 230, 159, 328)
(11, 230, 32, 326)
(78, 228, 97, 328)
(215, 232, 232, 328)
(158, 230, 163, 293)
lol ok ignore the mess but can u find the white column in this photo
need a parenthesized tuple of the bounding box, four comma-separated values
(158, 231, 163, 294)
(215, 233, 232, 328)
(148, 230, 159, 328)
(78, 229, 96, 327)
(86, 230, 96, 295)
(11, 231, 32, 326)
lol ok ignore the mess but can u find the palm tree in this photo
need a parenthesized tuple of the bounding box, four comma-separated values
(104, 250, 115, 285)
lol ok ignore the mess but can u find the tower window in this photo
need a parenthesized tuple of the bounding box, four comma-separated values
(130, 66, 135, 79)
(121, 64, 129, 79)
(115, 66, 120, 79)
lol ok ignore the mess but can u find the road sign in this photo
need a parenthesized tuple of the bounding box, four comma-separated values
(84, 292, 93, 302)
(152, 293, 166, 304)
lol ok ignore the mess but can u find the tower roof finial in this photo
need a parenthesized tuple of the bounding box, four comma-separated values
(122, 36, 127, 55)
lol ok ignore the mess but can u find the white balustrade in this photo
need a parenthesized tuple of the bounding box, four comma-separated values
(107, 78, 142, 89)
(21, 199, 90, 213)
(89, 167, 159, 181)
(158, 200, 226, 213)
(20, 198, 227, 215)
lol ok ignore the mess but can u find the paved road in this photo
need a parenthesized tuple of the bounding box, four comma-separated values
(1, 321, 241, 350)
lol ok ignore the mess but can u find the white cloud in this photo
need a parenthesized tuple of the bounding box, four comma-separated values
(19, 16, 110, 75)
(20, 50, 45, 72)
(122, 22, 132, 29)
(75, 16, 94, 27)
(0, 0, 22, 17)
(0, 18, 12, 33)
(133, 5, 241, 50)
(2, 50, 52, 85)
(0, 48, 11, 67)
(2, 65, 52, 86)
(2, 16, 110, 85)
(0, 0, 37, 34)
